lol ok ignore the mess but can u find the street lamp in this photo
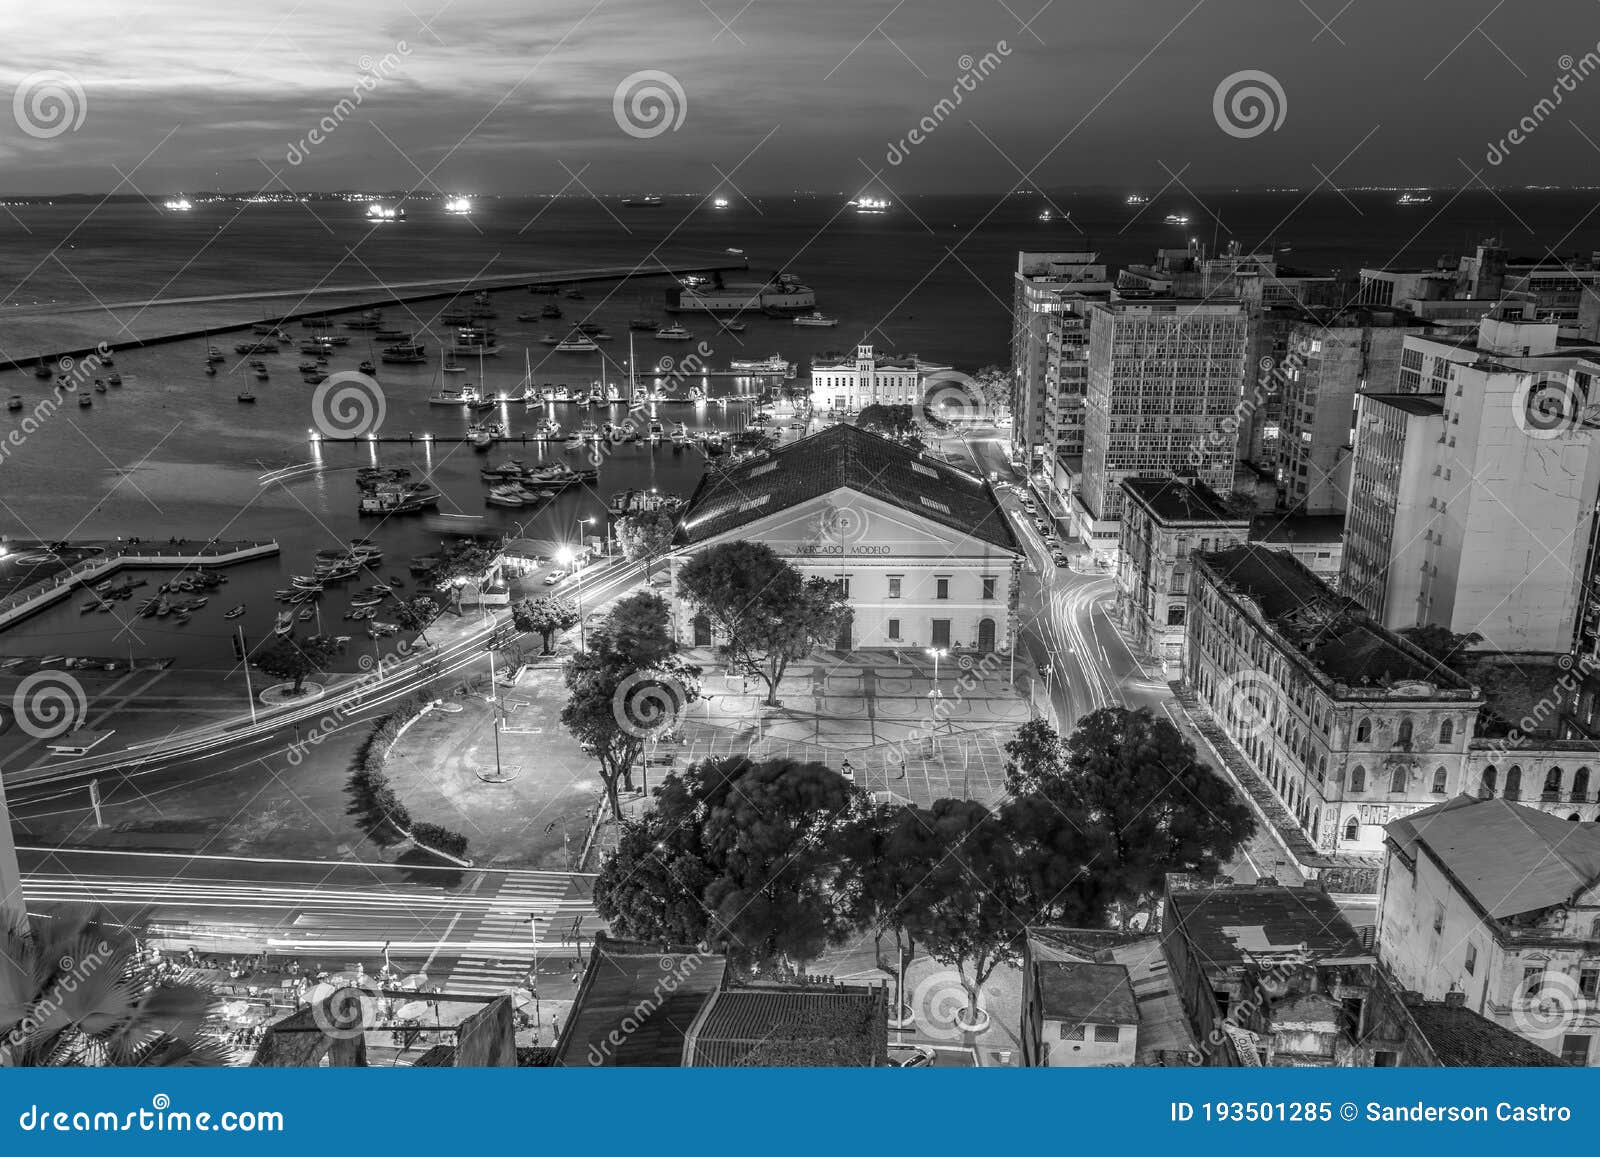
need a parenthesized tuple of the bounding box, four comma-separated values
(926, 647, 947, 698)
(557, 545, 585, 650)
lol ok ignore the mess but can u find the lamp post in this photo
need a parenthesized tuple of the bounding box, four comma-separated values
(926, 647, 947, 698)
(557, 545, 585, 651)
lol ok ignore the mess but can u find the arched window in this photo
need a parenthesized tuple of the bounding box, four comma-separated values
(1570, 814, 1582, 822)
(1439, 719, 1454, 744)
(1398, 718, 1413, 745)
(1575, 768, 1591, 801)
(1480, 765, 1497, 798)
(1351, 765, 1366, 793)
(1544, 768, 1563, 800)
(1356, 717, 1371, 743)
(1344, 816, 1360, 842)
(1390, 765, 1407, 793)
(1432, 767, 1448, 794)
(1506, 766, 1523, 800)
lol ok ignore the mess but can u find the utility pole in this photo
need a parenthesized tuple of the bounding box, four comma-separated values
(238, 626, 257, 724)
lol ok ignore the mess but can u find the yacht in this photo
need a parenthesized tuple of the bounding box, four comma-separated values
(381, 342, 427, 364)
(359, 486, 440, 515)
(647, 418, 665, 444)
(1396, 192, 1433, 205)
(486, 485, 526, 507)
(107, 373, 122, 386)
(450, 338, 502, 356)
(670, 422, 690, 445)
(730, 354, 794, 376)
(78, 392, 92, 407)
(852, 196, 889, 214)
(375, 327, 410, 342)
(540, 303, 563, 319)
(443, 355, 466, 373)
(344, 310, 383, 330)
(1163, 213, 1190, 225)
(237, 390, 256, 403)
(7, 395, 21, 411)
(428, 385, 482, 406)
(622, 195, 663, 207)
(357, 360, 376, 375)
(654, 323, 694, 341)
(206, 346, 226, 363)
(628, 316, 656, 330)
(792, 310, 837, 327)
(1126, 193, 1148, 205)
(578, 420, 600, 442)
(555, 334, 600, 353)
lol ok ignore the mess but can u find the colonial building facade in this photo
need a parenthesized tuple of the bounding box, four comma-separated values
(671, 424, 1020, 653)
(808, 345, 952, 413)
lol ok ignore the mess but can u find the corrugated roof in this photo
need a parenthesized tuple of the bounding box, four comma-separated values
(1386, 794, 1600, 918)
(553, 936, 727, 1067)
(682, 985, 887, 1066)
(676, 424, 1019, 552)
(1168, 885, 1366, 974)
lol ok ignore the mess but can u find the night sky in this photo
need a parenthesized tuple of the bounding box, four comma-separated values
(4, 0, 1600, 195)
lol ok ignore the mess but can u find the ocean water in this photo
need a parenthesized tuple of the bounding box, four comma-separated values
(0, 189, 1596, 666)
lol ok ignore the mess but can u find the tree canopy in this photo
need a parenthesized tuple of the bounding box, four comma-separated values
(252, 634, 345, 695)
(615, 510, 676, 577)
(512, 595, 579, 655)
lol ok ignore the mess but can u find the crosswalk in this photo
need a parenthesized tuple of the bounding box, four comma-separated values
(441, 873, 598, 995)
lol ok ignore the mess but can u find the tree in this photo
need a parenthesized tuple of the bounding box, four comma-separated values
(838, 802, 933, 1017)
(856, 403, 916, 436)
(730, 428, 777, 454)
(676, 541, 850, 706)
(615, 510, 676, 578)
(899, 799, 1030, 1030)
(433, 539, 497, 611)
(1398, 625, 1483, 668)
(252, 634, 345, 696)
(1004, 709, 1255, 909)
(0, 906, 225, 1067)
(395, 596, 440, 644)
(512, 595, 578, 655)
(970, 364, 1011, 416)
(560, 594, 700, 819)
(698, 758, 862, 972)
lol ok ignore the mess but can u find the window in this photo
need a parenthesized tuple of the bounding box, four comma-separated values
(1397, 718, 1413, 745)
(1575, 767, 1591, 800)
(1439, 719, 1454, 744)
(887, 618, 901, 641)
(1465, 944, 1477, 975)
(1093, 1025, 1120, 1044)
(1344, 816, 1360, 842)
(887, 575, 902, 599)
(1481, 766, 1498, 797)
(1059, 1023, 1085, 1041)
(935, 577, 950, 600)
(834, 576, 851, 598)
(1523, 965, 1545, 999)
(1580, 968, 1599, 1001)
(1506, 766, 1522, 800)
(1351, 765, 1366, 793)
(1432, 767, 1447, 794)
(981, 575, 997, 600)
(1544, 768, 1563, 799)
(1390, 766, 1407, 793)
(1356, 717, 1371, 742)
(1561, 1035, 1593, 1066)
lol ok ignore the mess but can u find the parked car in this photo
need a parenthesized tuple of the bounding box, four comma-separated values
(1051, 552, 1069, 568)
(543, 570, 567, 585)
(887, 1043, 937, 1068)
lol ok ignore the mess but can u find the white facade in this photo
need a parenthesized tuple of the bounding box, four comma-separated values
(809, 345, 952, 412)
(670, 488, 1018, 654)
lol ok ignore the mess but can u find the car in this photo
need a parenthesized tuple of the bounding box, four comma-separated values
(887, 1043, 937, 1068)
(543, 570, 567, 585)
(1052, 553, 1069, 568)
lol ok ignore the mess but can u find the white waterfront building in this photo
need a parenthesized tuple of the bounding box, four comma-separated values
(809, 344, 953, 412)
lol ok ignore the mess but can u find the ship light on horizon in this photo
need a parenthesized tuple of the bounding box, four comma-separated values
(712, 196, 729, 209)
(163, 198, 192, 211)
(444, 197, 472, 214)
(367, 203, 401, 220)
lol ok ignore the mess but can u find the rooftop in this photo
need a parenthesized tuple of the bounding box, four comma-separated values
(1196, 546, 1470, 690)
(552, 936, 727, 1067)
(1363, 392, 1445, 417)
(1167, 883, 1368, 974)
(683, 985, 887, 1066)
(1386, 795, 1600, 920)
(676, 423, 1019, 553)
(1033, 961, 1139, 1025)
(1121, 477, 1247, 525)
(1402, 994, 1572, 1066)
(1249, 513, 1345, 546)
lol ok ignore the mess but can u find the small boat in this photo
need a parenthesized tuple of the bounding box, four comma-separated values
(654, 324, 693, 341)
(205, 364, 217, 375)
(224, 604, 245, 619)
(670, 422, 689, 446)
(471, 426, 494, 450)
(555, 334, 599, 353)
(357, 360, 376, 375)
(274, 611, 294, 635)
(565, 289, 585, 300)
(237, 390, 256, 403)
(7, 395, 22, 411)
(107, 373, 122, 386)
(381, 342, 427, 364)
(428, 386, 481, 406)
(206, 346, 225, 363)
(78, 392, 92, 407)
(539, 333, 562, 346)
(792, 311, 837, 327)
(79, 598, 99, 614)
(647, 418, 664, 444)
(629, 316, 656, 331)
(1163, 213, 1190, 225)
(374, 327, 410, 342)
(254, 369, 269, 380)
(298, 606, 315, 621)
(34, 356, 52, 379)
(540, 304, 563, 319)
(93, 379, 107, 393)
(719, 320, 746, 333)
(486, 485, 526, 507)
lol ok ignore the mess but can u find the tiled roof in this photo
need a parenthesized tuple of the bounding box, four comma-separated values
(553, 936, 727, 1067)
(676, 424, 1019, 552)
(1033, 961, 1138, 1024)
(1387, 794, 1600, 919)
(682, 985, 887, 1067)
(1406, 1000, 1571, 1066)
